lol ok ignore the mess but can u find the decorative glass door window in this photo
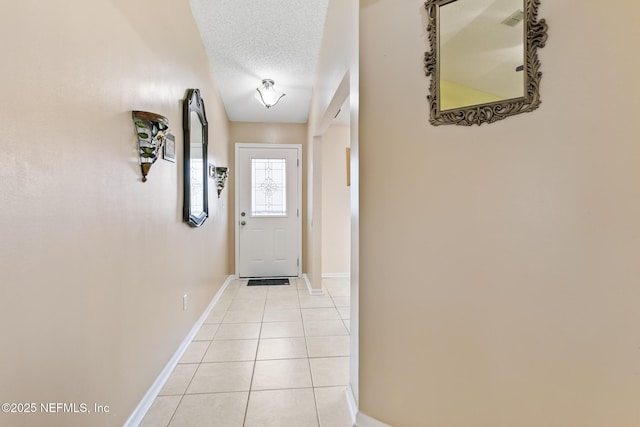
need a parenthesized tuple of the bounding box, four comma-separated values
(251, 158, 287, 216)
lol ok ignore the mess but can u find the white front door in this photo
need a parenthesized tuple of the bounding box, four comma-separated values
(235, 144, 301, 278)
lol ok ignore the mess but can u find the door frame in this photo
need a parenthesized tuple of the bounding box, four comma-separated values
(234, 143, 303, 278)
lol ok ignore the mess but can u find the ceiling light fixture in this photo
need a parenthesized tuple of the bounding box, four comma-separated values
(256, 79, 285, 108)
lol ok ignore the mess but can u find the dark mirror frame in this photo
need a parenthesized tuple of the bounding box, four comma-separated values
(424, 0, 548, 126)
(183, 88, 209, 227)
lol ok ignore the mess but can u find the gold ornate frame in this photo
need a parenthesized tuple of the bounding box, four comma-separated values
(424, 0, 548, 126)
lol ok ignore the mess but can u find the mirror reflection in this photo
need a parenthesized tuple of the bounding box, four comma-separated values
(424, 0, 548, 126)
(440, 0, 524, 111)
(190, 111, 204, 217)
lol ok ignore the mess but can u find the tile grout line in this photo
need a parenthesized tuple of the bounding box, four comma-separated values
(165, 296, 222, 427)
(164, 394, 185, 427)
(242, 278, 266, 427)
(298, 280, 323, 427)
(143, 278, 351, 426)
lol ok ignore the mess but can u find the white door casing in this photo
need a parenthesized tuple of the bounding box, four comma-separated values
(235, 144, 301, 278)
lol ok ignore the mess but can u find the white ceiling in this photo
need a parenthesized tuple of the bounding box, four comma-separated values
(189, 0, 331, 124)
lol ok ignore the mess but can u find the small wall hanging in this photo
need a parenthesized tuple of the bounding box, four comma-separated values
(132, 111, 169, 182)
(163, 133, 176, 163)
(215, 167, 229, 198)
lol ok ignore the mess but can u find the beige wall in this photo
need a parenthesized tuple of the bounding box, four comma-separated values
(228, 122, 308, 274)
(0, 1, 230, 426)
(359, 1, 640, 426)
(321, 125, 351, 275)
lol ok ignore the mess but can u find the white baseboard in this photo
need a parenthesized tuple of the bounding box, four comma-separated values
(345, 384, 358, 424)
(322, 273, 350, 279)
(356, 411, 392, 427)
(345, 384, 391, 427)
(302, 274, 325, 296)
(124, 275, 235, 427)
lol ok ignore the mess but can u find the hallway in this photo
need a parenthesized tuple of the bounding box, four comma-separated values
(139, 278, 353, 426)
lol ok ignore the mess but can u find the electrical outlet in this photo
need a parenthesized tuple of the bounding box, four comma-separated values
(183, 294, 188, 311)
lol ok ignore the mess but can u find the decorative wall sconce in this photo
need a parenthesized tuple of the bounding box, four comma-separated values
(255, 79, 285, 108)
(215, 167, 229, 198)
(132, 111, 169, 182)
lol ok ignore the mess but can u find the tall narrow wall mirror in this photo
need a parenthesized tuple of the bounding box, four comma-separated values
(424, 0, 547, 126)
(183, 89, 209, 227)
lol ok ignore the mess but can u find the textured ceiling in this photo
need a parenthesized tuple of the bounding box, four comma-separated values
(189, 0, 330, 123)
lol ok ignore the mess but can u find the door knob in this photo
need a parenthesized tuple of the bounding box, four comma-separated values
(241, 212, 246, 217)
(240, 221, 246, 226)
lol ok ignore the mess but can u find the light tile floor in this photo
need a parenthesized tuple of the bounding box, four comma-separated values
(140, 278, 353, 427)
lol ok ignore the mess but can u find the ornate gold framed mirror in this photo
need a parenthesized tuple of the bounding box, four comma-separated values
(424, 0, 548, 126)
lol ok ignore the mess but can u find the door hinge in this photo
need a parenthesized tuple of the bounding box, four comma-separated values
(297, 258, 300, 267)
(297, 158, 299, 167)
(297, 208, 299, 217)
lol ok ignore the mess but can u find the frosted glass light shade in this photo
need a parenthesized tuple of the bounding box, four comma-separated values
(255, 79, 285, 108)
